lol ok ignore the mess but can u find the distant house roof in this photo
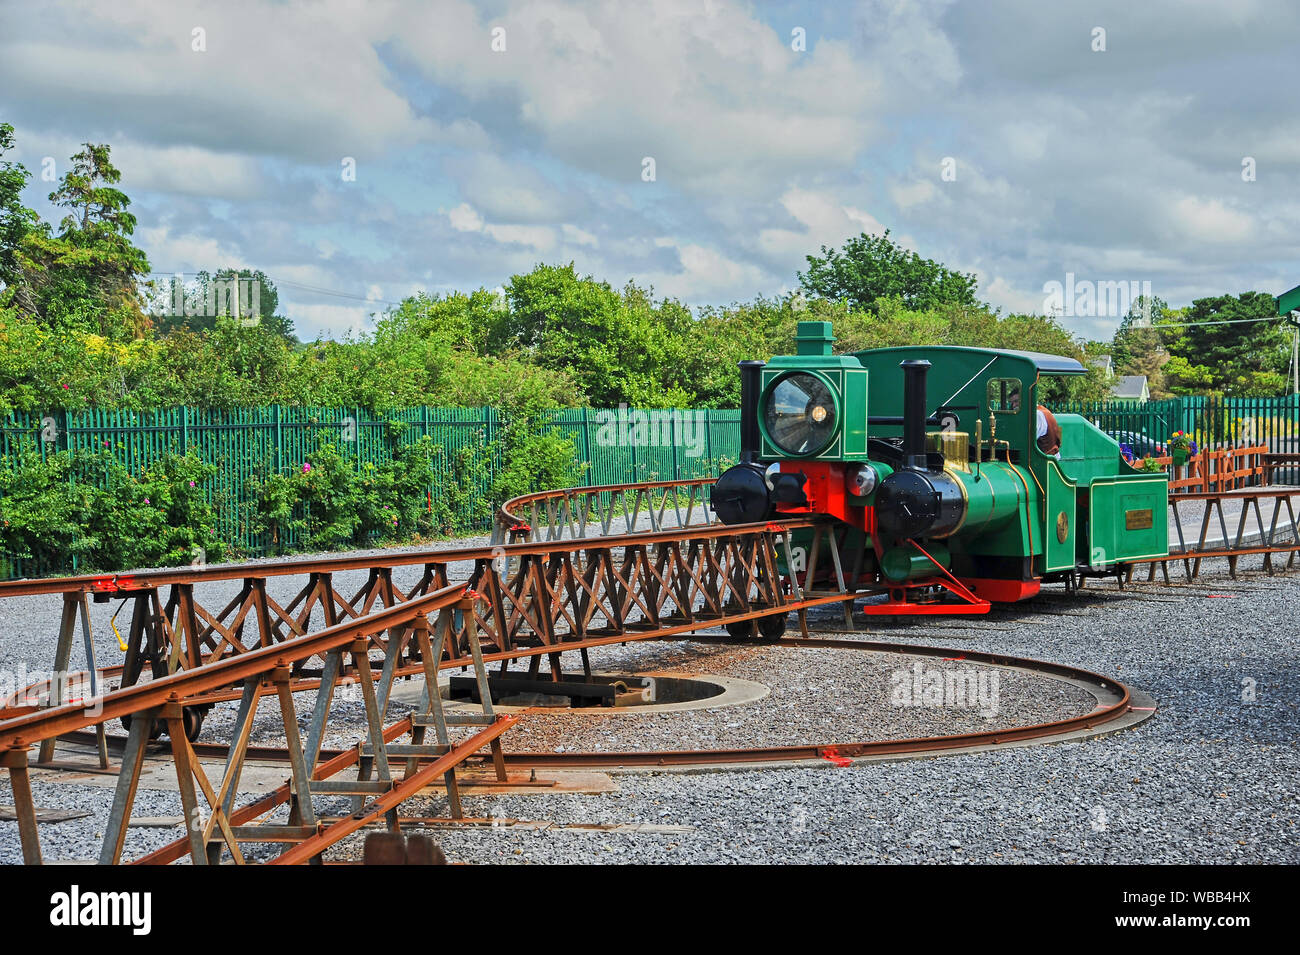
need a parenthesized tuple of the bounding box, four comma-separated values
(1111, 375, 1149, 400)
(1090, 355, 1114, 378)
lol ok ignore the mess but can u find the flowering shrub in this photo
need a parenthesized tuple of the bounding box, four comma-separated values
(0, 411, 592, 575)
(0, 449, 224, 575)
(251, 436, 454, 554)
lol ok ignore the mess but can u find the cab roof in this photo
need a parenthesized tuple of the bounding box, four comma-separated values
(851, 344, 1087, 375)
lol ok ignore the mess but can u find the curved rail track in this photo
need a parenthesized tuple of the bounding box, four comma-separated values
(63, 634, 1139, 770)
(1, 474, 1294, 864)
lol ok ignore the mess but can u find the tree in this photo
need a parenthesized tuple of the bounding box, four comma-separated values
(17, 142, 151, 338)
(1161, 292, 1289, 396)
(1111, 295, 1171, 397)
(495, 263, 693, 407)
(154, 268, 296, 341)
(0, 123, 38, 299)
(799, 230, 980, 312)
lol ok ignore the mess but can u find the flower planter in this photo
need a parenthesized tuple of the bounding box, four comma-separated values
(1172, 448, 1188, 466)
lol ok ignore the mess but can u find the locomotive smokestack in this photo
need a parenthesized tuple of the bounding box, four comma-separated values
(900, 359, 931, 470)
(739, 360, 765, 464)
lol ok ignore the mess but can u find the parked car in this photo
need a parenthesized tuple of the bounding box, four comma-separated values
(1113, 431, 1168, 459)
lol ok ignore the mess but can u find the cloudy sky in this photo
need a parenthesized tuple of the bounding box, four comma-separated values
(2, 0, 1297, 341)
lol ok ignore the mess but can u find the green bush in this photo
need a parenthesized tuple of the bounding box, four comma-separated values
(0, 415, 594, 574)
(0, 448, 224, 575)
(98, 450, 225, 569)
(490, 418, 587, 507)
(251, 436, 455, 555)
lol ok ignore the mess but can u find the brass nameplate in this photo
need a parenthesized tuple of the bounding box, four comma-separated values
(1125, 509, 1153, 530)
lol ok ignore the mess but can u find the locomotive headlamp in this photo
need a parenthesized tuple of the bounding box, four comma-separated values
(762, 371, 837, 456)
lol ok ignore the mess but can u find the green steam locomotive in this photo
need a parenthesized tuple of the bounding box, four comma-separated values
(710, 321, 1169, 618)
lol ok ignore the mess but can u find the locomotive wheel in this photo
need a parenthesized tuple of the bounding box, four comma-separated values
(724, 613, 788, 642)
(724, 619, 751, 639)
(120, 712, 165, 741)
(756, 613, 788, 641)
(123, 707, 205, 742)
(180, 706, 205, 742)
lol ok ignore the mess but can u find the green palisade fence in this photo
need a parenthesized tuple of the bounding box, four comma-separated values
(8, 396, 1293, 578)
(1050, 395, 1300, 454)
(0, 406, 742, 577)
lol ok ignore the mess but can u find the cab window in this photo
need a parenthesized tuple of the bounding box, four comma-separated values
(988, 378, 1022, 414)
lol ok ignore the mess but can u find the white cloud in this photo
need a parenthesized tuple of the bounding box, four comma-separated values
(448, 203, 485, 232)
(9, 0, 1300, 335)
(10, 128, 269, 205)
(1, 0, 467, 161)
(484, 223, 556, 251)
(120, 142, 265, 199)
(997, 120, 1050, 163)
(138, 224, 245, 272)
(642, 240, 774, 299)
(1166, 196, 1255, 244)
(392, 0, 882, 191)
(757, 188, 887, 261)
(444, 203, 555, 251)
(562, 224, 598, 247)
(983, 276, 1048, 316)
(290, 303, 379, 339)
(449, 154, 579, 222)
(889, 179, 939, 210)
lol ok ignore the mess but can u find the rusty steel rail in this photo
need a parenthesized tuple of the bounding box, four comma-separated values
(0, 474, 724, 600)
(0, 583, 885, 864)
(492, 476, 720, 545)
(37, 631, 1145, 865)
(0, 473, 1171, 864)
(4, 474, 1300, 732)
(4, 516, 824, 723)
(0, 477, 735, 739)
(5, 474, 1299, 753)
(1159, 444, 1269, 494)
(69, 634, 1140, 774)
(0, 585, 522, 865)
(1, 510, 877, 863)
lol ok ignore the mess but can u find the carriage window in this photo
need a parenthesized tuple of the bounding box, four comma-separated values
(988, 378, 1022, 413)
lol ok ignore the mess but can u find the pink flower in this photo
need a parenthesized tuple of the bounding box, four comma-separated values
(143, 498, 150, 504)
(188, 480, 196, 487)
(302, 463, 312, 473)
(61, 384, 69, 390)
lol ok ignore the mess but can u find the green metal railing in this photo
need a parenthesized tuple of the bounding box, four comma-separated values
(1050, 395, 1300, 452)
(0, 406, 742, 576)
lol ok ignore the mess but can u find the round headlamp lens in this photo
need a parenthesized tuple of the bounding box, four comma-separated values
(763, 373, 837, 456)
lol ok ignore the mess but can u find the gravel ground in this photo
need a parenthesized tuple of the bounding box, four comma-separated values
(1, 522, 1298, 863)
(185, 638, 1095, 755)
